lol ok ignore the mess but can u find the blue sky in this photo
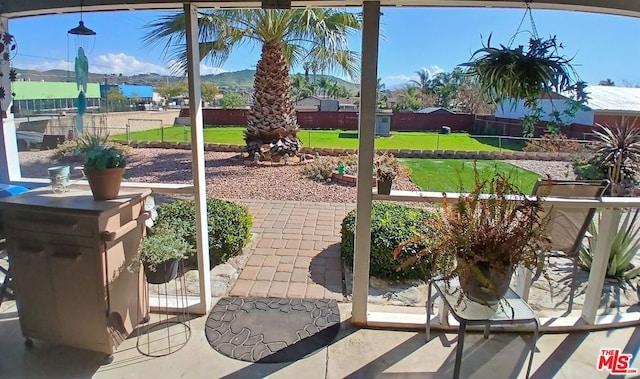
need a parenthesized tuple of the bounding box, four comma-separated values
(7, 7, 640, 89)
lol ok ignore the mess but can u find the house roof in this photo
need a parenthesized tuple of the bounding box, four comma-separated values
(415, 107, 454, 114)
(12, 81, 101, 100)
(583, 86, 640, 113)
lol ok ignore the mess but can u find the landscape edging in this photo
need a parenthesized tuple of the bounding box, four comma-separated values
(125, 141, 573, 161)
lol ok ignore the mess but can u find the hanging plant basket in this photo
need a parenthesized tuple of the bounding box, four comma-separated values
(459, 34, 580, 104)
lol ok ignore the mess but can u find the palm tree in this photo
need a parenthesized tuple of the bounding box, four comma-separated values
(291, 75, 315, 101)
(410, 68, 432, 100)
(430, 68, 464, 109)
(143, 9, 361, 158)
(376, 78, 386, 108)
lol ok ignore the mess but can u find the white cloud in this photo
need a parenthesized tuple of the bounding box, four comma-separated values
(382, 65, 446, 89)
(419, 65, 445, 79)
(92, 53, 170, 76)
(20, 60, 70, 71)
(382, 74, 415, 88)
(200, 64, 227, 76)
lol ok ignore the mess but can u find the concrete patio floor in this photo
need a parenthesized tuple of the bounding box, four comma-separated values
(1, 199, 639, 378)
(1, 299, 638, 378)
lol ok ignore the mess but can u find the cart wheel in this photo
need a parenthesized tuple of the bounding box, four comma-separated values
(24, 338, 33, 348)
(103, 354, 114, 365)
(140, 314, 150, 324)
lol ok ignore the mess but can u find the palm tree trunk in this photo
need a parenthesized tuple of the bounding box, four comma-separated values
(245, 41, 302, 159)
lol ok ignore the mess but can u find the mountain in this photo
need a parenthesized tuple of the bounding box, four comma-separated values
(202, 69, 255, 87)
(13, 68, 360, 94)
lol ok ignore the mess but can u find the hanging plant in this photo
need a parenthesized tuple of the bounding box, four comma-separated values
(458, 1, 588, 137)
(459, 34, 580, 104)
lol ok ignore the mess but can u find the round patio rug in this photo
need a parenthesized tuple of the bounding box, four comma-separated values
(205, 297, 340, 363)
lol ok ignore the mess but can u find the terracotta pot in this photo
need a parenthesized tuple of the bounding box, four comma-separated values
(458, 261, 513, 305)
(377, 179, 392, 195)
(85, 167, 124, 200)
(144, 258, 180, 284)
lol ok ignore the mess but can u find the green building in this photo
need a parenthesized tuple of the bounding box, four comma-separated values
(11, 81, 101, 114)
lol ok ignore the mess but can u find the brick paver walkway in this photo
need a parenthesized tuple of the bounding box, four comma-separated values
(229, 200, 355, 300)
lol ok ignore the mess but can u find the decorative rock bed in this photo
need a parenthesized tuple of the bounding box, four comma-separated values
(125, 141, 573, 161)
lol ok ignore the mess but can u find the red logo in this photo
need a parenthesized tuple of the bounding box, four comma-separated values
(597, 348, 637, 375)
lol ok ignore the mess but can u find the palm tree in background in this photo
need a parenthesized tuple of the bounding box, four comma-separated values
(376, 78, 387, 108)
(143, 9, 361, 158)
(291, 75, 315, 101)
(410, 68, 433, 101)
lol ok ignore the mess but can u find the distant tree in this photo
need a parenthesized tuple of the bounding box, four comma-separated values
(155, 82, 188, 103)
(376, 78, 387, 109)
(410, 68, 433, 101)
(219, 93, 246, 109)
(454, 77, 494, 114)
(291, 75, 315, 101)
(430, 68, 464, 109)
(598, 78, 615, 86)
(317, 77, 330, 97)
(326, 81, 350, 98)
(392, 85, 423, 112)
(107, 87, 126, 102)
(201, 82, 220, 102)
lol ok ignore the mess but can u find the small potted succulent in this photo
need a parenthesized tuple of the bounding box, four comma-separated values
(129, 228, 191, 284)
(83, 144, 127, 200)
(374, 152, 399, 195)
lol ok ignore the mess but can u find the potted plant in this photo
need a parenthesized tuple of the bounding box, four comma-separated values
(375, 152, 399, 195)
(84, 144, 127, 200)
(129, 228, 191, 284)
(459, 35, 585, 137)
(460, 35, 580, 103)
(393, 166, 550, 305)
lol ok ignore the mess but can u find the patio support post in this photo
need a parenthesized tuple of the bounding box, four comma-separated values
(0, 16, 20, 183)
(352, 0, 380, 326)
(581, 208, 619, 324)
(184, 3, 211, 314)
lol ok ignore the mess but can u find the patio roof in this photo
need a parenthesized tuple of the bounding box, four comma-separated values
(4, 0, 640, 19)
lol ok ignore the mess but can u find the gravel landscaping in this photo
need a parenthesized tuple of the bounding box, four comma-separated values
(19, 148, 576, 202)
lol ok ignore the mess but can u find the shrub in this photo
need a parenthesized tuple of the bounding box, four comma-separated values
(579, 209, 640, 280)
(572, 154, 608, 181)
(51, 134, 132, 164)
(154, 198, 253, 268)
(524, 133, 583, 154)
(340, 203, 433, 281)
(300, 156, 336, 181)
(128, 228, 191, 273)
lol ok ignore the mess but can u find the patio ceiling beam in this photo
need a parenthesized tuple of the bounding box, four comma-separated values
(184, 3, 212, 314)
(4, 0, 640, 18)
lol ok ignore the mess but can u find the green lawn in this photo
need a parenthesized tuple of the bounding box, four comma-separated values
(113, 127, 523, 152)
(400, 159, 541, 193)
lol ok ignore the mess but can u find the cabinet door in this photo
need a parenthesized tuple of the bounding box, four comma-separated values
(49, 243, 109, 352)
(9, 239, 60, 342)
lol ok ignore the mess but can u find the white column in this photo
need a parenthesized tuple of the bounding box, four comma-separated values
(184, 3, 211, 314)
(581, 208, 619, 324)
(352, 1, 380, 326)
(0, 17, 20, 183)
